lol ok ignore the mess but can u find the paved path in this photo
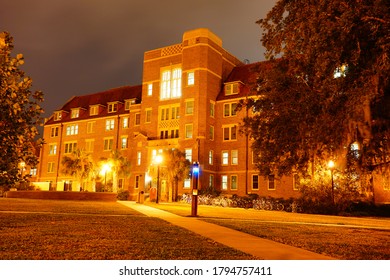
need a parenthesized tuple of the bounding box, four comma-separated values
(118, 201, 334, 260)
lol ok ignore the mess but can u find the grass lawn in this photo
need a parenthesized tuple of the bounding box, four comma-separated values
(148, 202, 390, 260)
(0, 198, 252, 260)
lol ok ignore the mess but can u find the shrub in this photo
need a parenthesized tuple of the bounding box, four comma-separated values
(117, 189, 129, 201)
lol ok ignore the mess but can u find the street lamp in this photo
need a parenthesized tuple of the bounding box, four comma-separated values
(101, 163, 112, 190)
(155, 155, 163, 203)
(328, 160, 335, 205)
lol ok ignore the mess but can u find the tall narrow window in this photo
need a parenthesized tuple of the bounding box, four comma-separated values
(160, 67, 182, 100)
(185, 124, 193, 139)
(252, 175, 259, 190)
(222, 175, 228, 190)
(222, 151, 229, 165)
(121, 137, 128, 149)
(137, 151, 142, 166)
(268, 175, 275, 190)
(208, 150, 213, 165)
(231, 175, 238, 190)
(231, 150, 238, 165)
(187, 71, 194, 86)
(105, 119, 115, 131)
(147, 83, 153, 96)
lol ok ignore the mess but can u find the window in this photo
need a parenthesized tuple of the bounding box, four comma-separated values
(187, 71, 194, 86)
(252, 175, 259, 190)
(66, 124, 78, 136)
(209, 174, 214, 188)
(231, 175, 238, 190)
(51, 127, 59, 137)
(161, 67, 182, 100)
(54, 112, 62, 121)
(208, 150, 213, 165)
(135, 175, 140, 189)
(125, 100, 131, 111)
(87, 122, 95, 134)
(64, 142, 77, 154)
(122, 117, 129, 128)
(222, 151, 229, 165)
(90, 106, 98, 116)
(185, 100, 194, 115)
(209, 126, 214, 140)
(104, 138, 113, 151)
(225, 83, 239, 95)
(185, 124, 193, 139)
(71, 108, 79, 119)
(268, 175, 275, 190)
(135, 113, 141, 126)
(105, 119, 115, 131)
(222, 175, 228, 190)
(210, 102, 215, 117)
(184, 178, 191, 189)
(145, 109, 152, 123)
(137, 151, 142, 166)
(30, 168, 37, 176)
(108, 103, 118, 113)
(224, 102, 238, 117)
(121, 137, 128, 149)
(231, 150, 238, 165)
(48, 162, 55, 173)
(185, 149, 192, 163)
(49, 144, 57, 155)
(147, 83, 153, 96)
(223, 125, 237, 141)
(85, 139, 94, 152)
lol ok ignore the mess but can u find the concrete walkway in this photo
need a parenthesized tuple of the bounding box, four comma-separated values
(118, 201, 334, 260)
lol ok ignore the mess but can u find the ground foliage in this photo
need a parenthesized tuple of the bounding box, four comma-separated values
(244, 0, 390, 178)
(0, 32, 44, 187)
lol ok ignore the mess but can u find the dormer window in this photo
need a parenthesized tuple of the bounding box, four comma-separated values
(108, 102, 118, 113)
(54, 111, 62, 121)
(71, 108, 80, 119)
(90, 105, 98, 116)
(125, 100, 131, 111)
(225, 83, 239, 95)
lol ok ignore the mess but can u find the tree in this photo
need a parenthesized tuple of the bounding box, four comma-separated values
(0, 32, 44, 187)
(102, 150, 131, 193)
(163, 149, 191, 202)
(245, 0, 389, 178)
(61, 149, 95, 191)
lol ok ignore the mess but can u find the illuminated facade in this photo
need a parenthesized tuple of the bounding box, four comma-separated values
(36, 28, 304, 200)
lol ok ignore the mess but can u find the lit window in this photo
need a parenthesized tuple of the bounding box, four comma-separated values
(225, 83, 239, 95)
(222, 151, 229, 165)
(222, 175, 228, 190)
(30, 168, 37, 176)
(231, 150, 238, 165)
(231, 175, 238, 190)
(54, 112, 62, 121)
(185, 124, 193, 139)
(184, 178, 191, 189)
(187, 71, 195, 86)
(121, 137, 128, 149)
(137, 151, 142, 166)
(208, 150, 213, 165)
(105, 119, 115, 131)
(71, 109, 79, 119)
(185, 149, 192, 163)
(66, 124, 79, 136)
(209, 174, 214, 188)
(160, 67, 182, 100)
(49, 144, 57, 155)
(122, 117, 129, 128)
(148, 83, 153, 96)
(85, 139, 94, 152)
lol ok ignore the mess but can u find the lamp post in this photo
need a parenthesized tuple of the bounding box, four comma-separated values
(328, 160, 335, 205)
(101, 163, 111, 191)
(191, 162, 200, 217)
(155, 155, 163, 203)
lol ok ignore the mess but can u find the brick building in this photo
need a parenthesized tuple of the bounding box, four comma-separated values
(36, 28, 303, 201)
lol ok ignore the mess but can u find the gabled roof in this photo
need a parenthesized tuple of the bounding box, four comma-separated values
(45, 85, 142, 125)
(217, 61, 273, 101)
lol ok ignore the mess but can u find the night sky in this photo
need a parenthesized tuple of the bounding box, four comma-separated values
(1, 0, 276, 118)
